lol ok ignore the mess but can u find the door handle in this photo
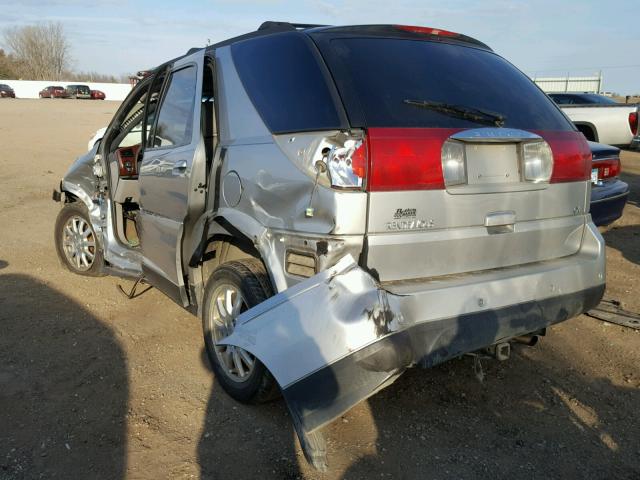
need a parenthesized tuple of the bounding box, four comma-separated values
(173, 160, 188, 174)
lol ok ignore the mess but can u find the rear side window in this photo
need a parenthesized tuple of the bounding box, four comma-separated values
(318, 38, 573, 131)
(231, 32, 345, 133)
(151, 66, 197, 148)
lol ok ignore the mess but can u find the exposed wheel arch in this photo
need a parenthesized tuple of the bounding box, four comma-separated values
(201, 234, 263, 286)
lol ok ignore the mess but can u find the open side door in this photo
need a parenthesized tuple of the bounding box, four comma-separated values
(137, 50, 208, 305)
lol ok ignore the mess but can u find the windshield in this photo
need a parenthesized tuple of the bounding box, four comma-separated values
(317, 37, 573, 131)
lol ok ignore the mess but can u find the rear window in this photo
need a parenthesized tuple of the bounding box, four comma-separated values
(316, 37, 573, 131)
(576, 94, 617, 105)
(231, 32, 346, 133)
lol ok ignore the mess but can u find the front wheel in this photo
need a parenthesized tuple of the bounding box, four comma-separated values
(202, 258, 279, 403)
(54, 203, 104, 276)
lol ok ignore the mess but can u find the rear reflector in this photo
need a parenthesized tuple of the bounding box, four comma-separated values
(593, 158, 621, 180)
(629, 112, 638, 136)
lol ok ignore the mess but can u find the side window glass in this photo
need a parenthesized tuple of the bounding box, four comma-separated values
(144, 70, 167, 148)
(150, 66, 197, 149)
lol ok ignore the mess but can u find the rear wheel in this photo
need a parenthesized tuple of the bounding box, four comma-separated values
(202, 258, 279, 403)
(54, 203, 104, 276)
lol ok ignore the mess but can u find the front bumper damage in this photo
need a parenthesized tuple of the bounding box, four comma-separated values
(220, 222, 606, 470)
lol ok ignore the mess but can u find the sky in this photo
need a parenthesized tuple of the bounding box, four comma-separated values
(0, 0, 637, 94)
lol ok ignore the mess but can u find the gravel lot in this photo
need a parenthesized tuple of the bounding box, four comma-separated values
(1, 99, 639, 480)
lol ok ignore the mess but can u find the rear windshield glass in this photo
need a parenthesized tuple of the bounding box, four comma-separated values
(318, 38, 573, 131)
(231, 32, 345, 133)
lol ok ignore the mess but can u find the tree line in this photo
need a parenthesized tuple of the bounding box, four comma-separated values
(0, 22, 128, 83)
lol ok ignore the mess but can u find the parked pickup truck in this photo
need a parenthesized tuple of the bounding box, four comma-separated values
(549, 93, 638, 147)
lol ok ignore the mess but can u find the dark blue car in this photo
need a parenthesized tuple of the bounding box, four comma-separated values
(588, 141, 629, 226)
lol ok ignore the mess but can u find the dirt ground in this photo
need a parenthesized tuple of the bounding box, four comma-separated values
(0, 99, 639, 480)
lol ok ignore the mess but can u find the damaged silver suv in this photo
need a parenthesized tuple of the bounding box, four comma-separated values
(53, 22, 606, 469)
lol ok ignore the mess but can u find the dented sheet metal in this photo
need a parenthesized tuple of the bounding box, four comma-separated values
(220, 255, 407, 468)
(221, 251, 605, 469)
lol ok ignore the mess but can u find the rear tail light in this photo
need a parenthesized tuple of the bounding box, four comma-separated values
(542, 131, 592, 183)
(522, 141, 553, 182)
(283, 131, 367, 190)
(281, 129, 592, 192)
(594, 158, 621, 180)
(325, 138, 366, 188)
(367, 128, 455, 191)
(629, 112, 638, 136)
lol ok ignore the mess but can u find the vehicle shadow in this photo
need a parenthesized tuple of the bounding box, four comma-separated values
(197, 349, 306, 479)
(603, 224, 640, 266)
(341, 332, 639, 479)
(0, 271, 128, 479)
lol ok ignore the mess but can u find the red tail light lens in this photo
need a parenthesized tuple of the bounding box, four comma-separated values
(537, 131, 592, 183)
(350, 138, 367, 179)
(594, 158, 621, 180)
(365, 129, 592, 191)
(629, 112, 638, 136)
(366, 128, 459, 191)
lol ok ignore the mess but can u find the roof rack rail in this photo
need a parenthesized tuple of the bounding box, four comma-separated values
(258, 21, 328, 31)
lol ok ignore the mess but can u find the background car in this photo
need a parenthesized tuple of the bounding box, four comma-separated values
(90, 89, 106, 100)
(39, 86, 66, 98)
(0, 84, 16, 98)
(589, 141, 629, 226)
(64, 84, 91, 99)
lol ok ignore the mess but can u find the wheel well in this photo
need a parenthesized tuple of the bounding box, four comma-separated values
(575, 123, 597, 142)
(201, 235, 262, 282)
(62, 191, 79, 203)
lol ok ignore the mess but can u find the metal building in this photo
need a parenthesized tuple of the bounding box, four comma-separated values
(532, 72, 603, 93)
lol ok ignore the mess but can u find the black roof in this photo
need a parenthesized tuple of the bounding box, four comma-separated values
(147, 21, 491, 73)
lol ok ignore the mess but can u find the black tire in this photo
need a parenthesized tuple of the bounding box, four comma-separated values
(54, 202, 104, 276)
(202, 258, 279, 403)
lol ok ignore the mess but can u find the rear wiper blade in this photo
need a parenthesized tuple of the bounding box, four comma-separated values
(403, 99, 506, 127)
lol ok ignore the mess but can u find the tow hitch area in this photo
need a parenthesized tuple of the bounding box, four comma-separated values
(220, 255, 603, 470)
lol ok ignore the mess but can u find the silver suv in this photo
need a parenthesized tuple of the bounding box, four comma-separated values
(53, 22, 606, 469)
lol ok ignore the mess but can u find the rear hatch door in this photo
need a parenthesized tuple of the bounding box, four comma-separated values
(311, 31, 591, 282)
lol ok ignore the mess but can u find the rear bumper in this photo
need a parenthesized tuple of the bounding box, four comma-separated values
(285, 283, 604, 430)
(222, 221, 606, 468)
(590, 179, 629, 226)
(630, 137, 640, 150)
